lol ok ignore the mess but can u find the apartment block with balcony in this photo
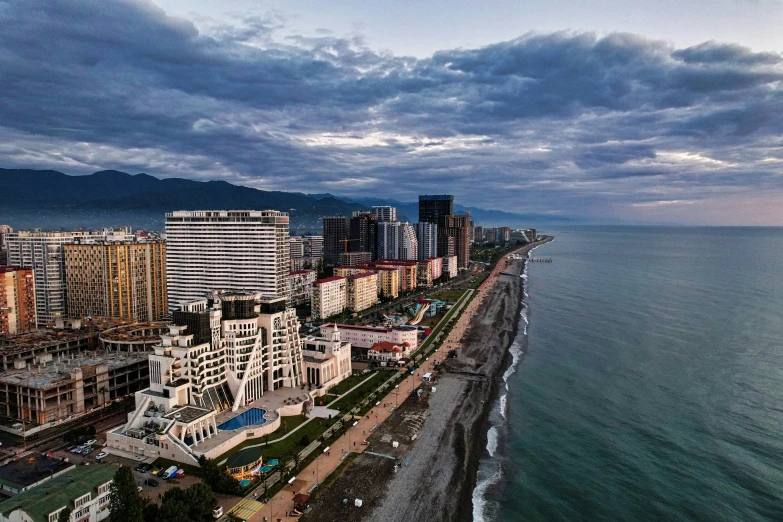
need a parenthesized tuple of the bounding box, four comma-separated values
(289, 270, 316, 307)
(0, 267, 36, 335)
(346, 272, 378, 313)
(311, 277, 347, 321)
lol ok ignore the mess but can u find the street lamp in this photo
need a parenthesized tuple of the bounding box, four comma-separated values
(394, 385, 399, 408)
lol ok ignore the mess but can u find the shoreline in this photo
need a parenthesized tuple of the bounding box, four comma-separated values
(297, 238, 552, 522)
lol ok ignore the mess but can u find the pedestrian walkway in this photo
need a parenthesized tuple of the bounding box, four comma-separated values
(230, 497, 265, 520)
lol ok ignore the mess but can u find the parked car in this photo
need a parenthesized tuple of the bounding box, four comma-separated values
(144, 479, 159, 487)
(70, 446, 82, 454)
(95, 452, 108, 460)
(67, 445, 79, 452)
(85, 439, 97, 446)
(137, 486, 143, 492)
(137, 463, 152, 473)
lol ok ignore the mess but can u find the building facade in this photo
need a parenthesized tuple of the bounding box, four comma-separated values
(64, 240, 166, 323)
(376, 221, 400, 260)
(444, 214, 471, 269)
(0, 267, 36, 336)
(418, 194, 454, 229)
(370, 206, 397, 222)
(443, 255, 459, 278)
(415, 222, 438, 260)
(322, 216, 349, 266)
(302, 325, 352, 389)
(346, 272, 378, 312)
(165, 211, 290, 311)
(349, 211, 377, 259)
(319, 323, 418, 357)
(5, 229, 135, 325)
(375, 267, 400, 299)
(337, 251, 372, 266)
(398, 223, 418, 260)
(311, 277, 347, 320)
(289, 270, 316, 307)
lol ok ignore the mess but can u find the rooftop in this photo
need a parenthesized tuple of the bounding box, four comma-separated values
(314, 276, 346, 285)
(0, 266, 32, 274)
(0, 464, 118, 522)
(0, 351, 149, 390)
(225, 446, 263, 469)
(347, 272, 376, 280)
(370, 341, 410, 352)
(98, 321, 171, 343)
(0, 453, 74, 490)
(0, 318, 130, 355)
(164, 405, 213, 424)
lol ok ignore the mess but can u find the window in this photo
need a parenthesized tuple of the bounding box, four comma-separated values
(74, 493, 91, 509)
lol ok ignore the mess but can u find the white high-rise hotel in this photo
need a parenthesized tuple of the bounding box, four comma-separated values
(165, 210, 291, 311)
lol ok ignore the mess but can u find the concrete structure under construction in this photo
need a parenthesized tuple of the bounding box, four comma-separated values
(0, 267, 36, 336)
(0, 350, 149, 434)
(64, 240, 167, 323)
(98, 322, 172, 352)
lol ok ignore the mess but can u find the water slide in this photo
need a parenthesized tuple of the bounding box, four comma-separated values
(409, 303, 430, 325)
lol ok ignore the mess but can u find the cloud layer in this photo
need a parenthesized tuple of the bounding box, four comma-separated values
(1, 0, 782, 224)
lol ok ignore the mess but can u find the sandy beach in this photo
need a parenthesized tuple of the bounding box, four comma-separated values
(298, 238, 551, 522)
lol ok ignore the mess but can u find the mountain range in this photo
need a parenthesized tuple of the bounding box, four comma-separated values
(0, 169, 574, 232)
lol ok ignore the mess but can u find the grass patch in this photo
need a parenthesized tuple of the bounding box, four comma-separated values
(327, 373, 367, 395)
(279, 414, 308, 434)
(150, 457, 200, 476)
(330, 372, 390, 413)
(471, 273, 489, 289)
(313, 394, 339, 406)
(430, 289, 466, 303)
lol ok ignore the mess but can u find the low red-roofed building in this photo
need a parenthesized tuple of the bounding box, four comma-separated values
(367, 340, 411, 362)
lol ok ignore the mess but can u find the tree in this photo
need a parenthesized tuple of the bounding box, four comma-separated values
(57, 507, 71, 522)
(197, 456, 240, 495)
(109, 466, 144, 522)
(161, 483, 216, 522)
(98, 386, 109, 418)
(142, 499, 158, 522)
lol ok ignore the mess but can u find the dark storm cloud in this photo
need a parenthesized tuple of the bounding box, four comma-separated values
(0, 0, 781, 222)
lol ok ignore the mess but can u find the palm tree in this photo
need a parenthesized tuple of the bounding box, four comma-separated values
(98, 386, 109, 419)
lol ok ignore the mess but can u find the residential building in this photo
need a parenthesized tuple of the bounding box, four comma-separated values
(444, 214, 471, 269)
(107, 292, 306, 464)
(289, 236, 304, 268)
(0, 267, 36, 336)
(497, 227, 512, 242)
(291, 256, 322, 273)
(0, 464, 118, 522)
(322, 216, 349, 266)
(0, 453, 75, 496)
(363, 260, 418, 292)
(289, 270, 316, 307)
(0, 225, 12, 250)
(333, 266, 372, 278)
(417, 257, 443, 287)
(430, 257, 443, 280)
(370, 206, 397, 222)
(485, 228, 497, 244)
(320, 323, 418, 358)
(338, 251, 372, 266)
(474, 226, 485, 244)
(367, 341, 412, 363)
(303, 235, 324, 258)
(311, 277, 347, 320)
(346, 272, 378, 312)
(376, 221, 400, 260)
(302, 325, 351, 389)
(522, 229, 537, 243)
(5, 228, 135, 325)
(165, 210, 290, 311)
(418, 194, 454, 228)
(443, 255, 459, 278)
(0, 350, 149, 430)
(398, 223, 418, 260)
(349, 211, 377, 259)
(64, 240, 167, 323)
(415, 222, 438, 260)
(375, 267, 400, 299)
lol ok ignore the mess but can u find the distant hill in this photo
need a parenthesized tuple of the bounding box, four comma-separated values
(0, 169, 364, 231)
(0, 168, 574, 232)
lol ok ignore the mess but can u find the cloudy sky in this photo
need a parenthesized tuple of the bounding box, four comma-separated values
(1, 0, 782, 224)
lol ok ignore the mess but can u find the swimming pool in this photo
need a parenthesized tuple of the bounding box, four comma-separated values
(218, 408, 267, 430)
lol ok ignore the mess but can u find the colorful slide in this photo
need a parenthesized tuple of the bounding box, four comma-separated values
(409, 303, 430, 325)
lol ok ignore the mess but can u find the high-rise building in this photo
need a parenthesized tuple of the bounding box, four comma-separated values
(289, 269, 317, 307)
(418, 195, 454, 227)
(497, 227, 512, 243)
(399, 223, 418, 260)
(485, 228, 497, 244)
(444, 214, 471, 269)
(350, 211, 377, 258)
(304, 235, 324, 258)
(64, 240, 167, 322)
(415, 222, 438, 260)
(290, 236, 304, 259)
(474, 226, 485, 244)
(0, 225, 12, 250)
(377, 222, 401, 260)
(443, 255, 459, 278)
(338, 251, 372, 266)
(6, 228, 135, 325)
(312, 276, 347, 320)
(0, 267, 36, 335)
(370, 206, 397, 222)
(322, 216, 349, 266)
(165, 210, 290, 311)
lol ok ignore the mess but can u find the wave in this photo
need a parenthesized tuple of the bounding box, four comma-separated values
(487, 426, 499, 457)
(500, 394, 507, 420)
(472, 465, 503, 522)
(503, 341, 523, 391)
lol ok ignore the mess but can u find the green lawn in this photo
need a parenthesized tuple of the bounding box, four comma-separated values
(327, 373, 368, 395)
(329, 372, 391, 412)
(254, 417, 334, 461)
(278, 414, 308, 434)
(430, 289, 467, 303)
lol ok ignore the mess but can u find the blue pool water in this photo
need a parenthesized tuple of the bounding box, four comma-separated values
(218, 408, 267, 430)
(238, 479, 250, 487)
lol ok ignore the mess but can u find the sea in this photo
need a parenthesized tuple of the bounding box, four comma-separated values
(473, 226, 783, 522)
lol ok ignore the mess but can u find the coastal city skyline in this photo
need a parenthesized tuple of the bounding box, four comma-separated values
(1, 0, 782, 225)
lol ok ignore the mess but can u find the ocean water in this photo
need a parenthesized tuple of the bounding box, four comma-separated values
(474, 227, 783, 522)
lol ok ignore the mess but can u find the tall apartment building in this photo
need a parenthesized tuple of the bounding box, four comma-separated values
(474, 226, 485, 244)
(0, 267, 36, 335)
(497, 227, 512, 242)
(165, 210, 290, 311)
(362, 260, 418, 292)
(418, 194, 454, 228)
(417, 257, 443, 287)
(377, 222, 400, 260)
(485, 228, 497, 244)
(6, 228, 135, 325)
(375, 266, 400, 299)
(290, 236, 304, 259)
(338, 251, 373, 266)
(322, 216, 349, 266)
(0, 226, 12, 265)
(64, 240, 167, 322)
(350, 211, 377, 259)
(346, 272, 378, 312)
(444, 214, 471, 269)
(311, 277, 347, 320)
(304, 235, 324, 258)
(443, 255, 459, 278)
(415, 222, 438, 260)
(370, 206, 397, 222)
(289, 269, 317, 307)
(399, 223, 418, 260)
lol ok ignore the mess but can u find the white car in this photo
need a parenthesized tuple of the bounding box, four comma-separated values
(137, 486, 142, 492)
(85, 439, 97, 446)
(96, 452, 108, 460)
